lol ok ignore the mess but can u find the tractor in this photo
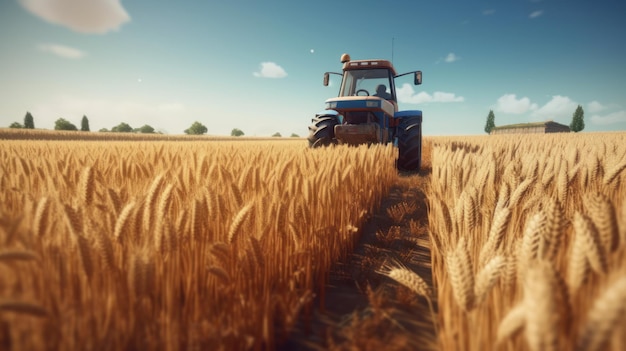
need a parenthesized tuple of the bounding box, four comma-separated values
(307, 53, 423, 172)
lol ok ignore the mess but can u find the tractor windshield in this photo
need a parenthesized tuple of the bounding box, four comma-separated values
(339, 68, 395, 101)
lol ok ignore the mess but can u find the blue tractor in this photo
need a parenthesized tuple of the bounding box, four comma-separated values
(308, 53, 423, 171)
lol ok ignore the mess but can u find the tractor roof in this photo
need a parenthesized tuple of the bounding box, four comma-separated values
(342, 59, 397, 76)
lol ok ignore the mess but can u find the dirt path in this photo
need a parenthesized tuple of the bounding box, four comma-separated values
(280, 162, 436, 350)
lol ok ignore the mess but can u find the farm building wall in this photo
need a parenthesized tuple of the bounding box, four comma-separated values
(491, 121, 570, 135)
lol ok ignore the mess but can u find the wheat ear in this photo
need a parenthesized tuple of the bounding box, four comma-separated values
(385, 266, 432, 298)
(207, 266, 230, 284)
(497, 305, 526, 345)
(79, 166, 95, 206)
(474, 255, 505, 305)
(567, 223, 590, 294)
(603, 161, 626, 186)
(227, 202, 253, 244)
(518, 212, 545, 277)
(479, 207, 511, 266)
(524, 261, 560, 351)
(113, 202, 135, 241)
(584, 192, 619, 253)
(447, 238, 475, 311)
(541, 198, 563, 262)
(576, 276, 626, 351)
(33, 197, 50, 237)
(573, 212, 607, 275)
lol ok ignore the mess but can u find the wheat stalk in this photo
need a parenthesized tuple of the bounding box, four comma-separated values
(0, 300, 47, 317)
(0, 250, 39, 262)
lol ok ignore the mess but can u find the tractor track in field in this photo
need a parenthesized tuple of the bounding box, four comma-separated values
(280, 161, 436, 350)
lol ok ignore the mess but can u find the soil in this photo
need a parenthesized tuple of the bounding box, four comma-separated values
(279, 158, 435, 350)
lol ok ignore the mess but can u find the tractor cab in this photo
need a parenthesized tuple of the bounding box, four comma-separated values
(311, 54, 424, 171)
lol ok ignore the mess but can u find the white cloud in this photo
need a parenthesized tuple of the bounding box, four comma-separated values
(397, 84, 464, 104)
(587, 100, 607, 114)
(495, 94, 538, 114)
(253, 62, 287, 78)
(19, 0, 130, 34)
(38, 43, 85, 59)
(444, 53, 460, 63)
(531, 95, 577, 119)
(483, 9, 495, 15)
(591, 110, 626, 125)
(529, 10, 544, 19)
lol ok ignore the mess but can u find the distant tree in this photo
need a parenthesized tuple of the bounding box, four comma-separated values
(24, 112, 35, 129)
(184, 121, 208, 135)
(484, 110, 496, 134)
(290, 133, 299, 138)
(272, 132, 282, 137)
(231, 128, 244, 137)
(112, 122, 133, 133)
(137, 125, 155, 134)
(570, 105, 585, 132)
(81, 115, 90, 131)
(9, 122, 23, 128)
(99, 128, 109, 132)
(54, 118, 78, 131)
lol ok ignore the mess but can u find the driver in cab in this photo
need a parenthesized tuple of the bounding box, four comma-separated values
(374, 84, 392, 100)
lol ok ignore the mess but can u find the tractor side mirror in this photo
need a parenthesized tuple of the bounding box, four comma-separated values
(414, 71, 422, 85)
(323, 73, 330, 86)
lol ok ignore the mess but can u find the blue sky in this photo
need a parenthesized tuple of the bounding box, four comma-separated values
(1, 0, 625, 136)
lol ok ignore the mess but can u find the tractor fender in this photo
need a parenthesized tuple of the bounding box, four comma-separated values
(316, 109, 340, 118)
(316, 109, 343, 124)
(394, 110, 422, 124)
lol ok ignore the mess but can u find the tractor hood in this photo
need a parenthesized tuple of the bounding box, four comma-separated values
(323, 96, 395, 117)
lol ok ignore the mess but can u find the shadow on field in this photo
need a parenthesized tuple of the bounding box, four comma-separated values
(279, 169, 436, 351)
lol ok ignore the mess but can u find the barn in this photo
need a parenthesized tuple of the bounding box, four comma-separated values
(490, 121, 571, 135)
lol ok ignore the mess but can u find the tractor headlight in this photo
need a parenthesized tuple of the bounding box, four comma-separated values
(366, 101, 379, 108)
(326, 102, 338, 109)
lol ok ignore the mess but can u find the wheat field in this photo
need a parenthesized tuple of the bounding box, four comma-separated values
(0, 137, 398, 350)
(2, 130, 626, 351)
(424, 132, 626, 351)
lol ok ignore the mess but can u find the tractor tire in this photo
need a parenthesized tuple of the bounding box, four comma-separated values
(308, 114, 339, 148)
(397, 116, 422, 172)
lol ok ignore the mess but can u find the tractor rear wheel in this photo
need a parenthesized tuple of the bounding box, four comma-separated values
(397, 116, 422, 172)
(308, 115, 339, 147)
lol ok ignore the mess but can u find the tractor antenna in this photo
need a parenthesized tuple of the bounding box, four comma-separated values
(391, 37, 395, 64)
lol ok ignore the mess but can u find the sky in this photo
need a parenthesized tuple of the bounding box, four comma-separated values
(1, 0, 625, 136)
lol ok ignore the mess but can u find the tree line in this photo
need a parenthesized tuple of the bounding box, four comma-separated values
(7, 112, 300, 137)
(484, 105, 585, 133)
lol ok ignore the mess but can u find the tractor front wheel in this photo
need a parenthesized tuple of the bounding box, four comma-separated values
(308, 115, 339, 147)
(396, 116, 422, 172)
